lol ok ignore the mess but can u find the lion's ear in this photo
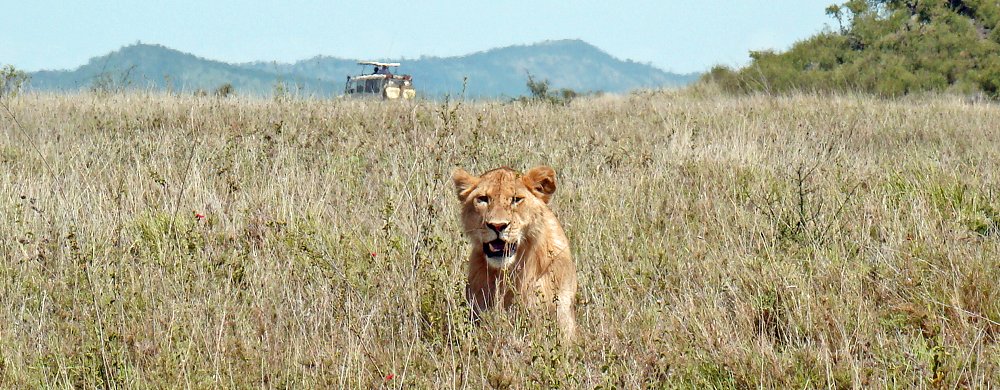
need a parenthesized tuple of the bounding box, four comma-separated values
(452, 168, 479, 201)
(522, 166, 557, 203)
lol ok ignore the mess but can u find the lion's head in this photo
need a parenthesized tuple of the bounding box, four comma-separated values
(452, 166, 557, 269)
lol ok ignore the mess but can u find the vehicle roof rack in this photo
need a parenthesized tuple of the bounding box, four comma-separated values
(357, 61, 401, 67)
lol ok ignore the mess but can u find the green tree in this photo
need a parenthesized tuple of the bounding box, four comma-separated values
(526, 73, 550, 100)
(0, 65, 29, 98)
(701, 0, 1000, 98)
(520, 73, 578, 105)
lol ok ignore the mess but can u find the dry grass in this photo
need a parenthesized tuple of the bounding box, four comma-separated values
(1, 90, 998, 388)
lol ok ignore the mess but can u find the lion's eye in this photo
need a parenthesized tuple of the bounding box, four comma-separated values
(511, 196, 524, 206)
(475, 196, 490, 205)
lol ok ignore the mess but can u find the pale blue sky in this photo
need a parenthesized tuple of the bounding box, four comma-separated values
(1, 0, 837, 74)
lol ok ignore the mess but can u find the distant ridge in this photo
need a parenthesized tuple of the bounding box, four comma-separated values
(28, 40, 700, 98)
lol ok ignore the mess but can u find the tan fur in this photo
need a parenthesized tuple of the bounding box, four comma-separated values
(452, 166, 578, 340)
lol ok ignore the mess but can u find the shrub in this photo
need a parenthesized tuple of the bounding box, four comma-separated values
(214, 82, 234, 98)
(0, 65, 29, 98)
(706, 0, 1000, 98)
(518, 73, 578, 105)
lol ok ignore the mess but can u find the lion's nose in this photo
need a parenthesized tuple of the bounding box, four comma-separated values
(487, 222, 509, 233)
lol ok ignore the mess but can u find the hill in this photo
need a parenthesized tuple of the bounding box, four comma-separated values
(704, 0, 1000, 98)
(28, 40, 699, 98)
(29, 43, 335, 96)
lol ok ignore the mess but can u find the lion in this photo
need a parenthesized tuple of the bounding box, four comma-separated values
(451, 165, 578, 339)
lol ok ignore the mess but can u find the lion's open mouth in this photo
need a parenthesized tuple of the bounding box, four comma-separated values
(483, 239, 517, 258)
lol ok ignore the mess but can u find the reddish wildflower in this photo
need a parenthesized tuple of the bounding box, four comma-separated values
(194, 212, 206, 220)
(370, 252, 377, 258)
(384, 373, 394, 381)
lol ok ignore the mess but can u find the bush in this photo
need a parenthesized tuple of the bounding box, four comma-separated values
(699, 65, 743, 93)
(215, 83, 234, 98)
(977, 55, 1000, 99)
(90, 65, 135, 95)
(705, 0, 1000, 98)
(518, 73, 578, 105)
(0, 65, 29, 98)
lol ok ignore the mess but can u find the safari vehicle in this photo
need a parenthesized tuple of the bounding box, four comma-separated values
(344, 61, 416, 100)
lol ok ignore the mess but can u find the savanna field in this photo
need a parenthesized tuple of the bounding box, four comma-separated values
(1, 89, 998, 388)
